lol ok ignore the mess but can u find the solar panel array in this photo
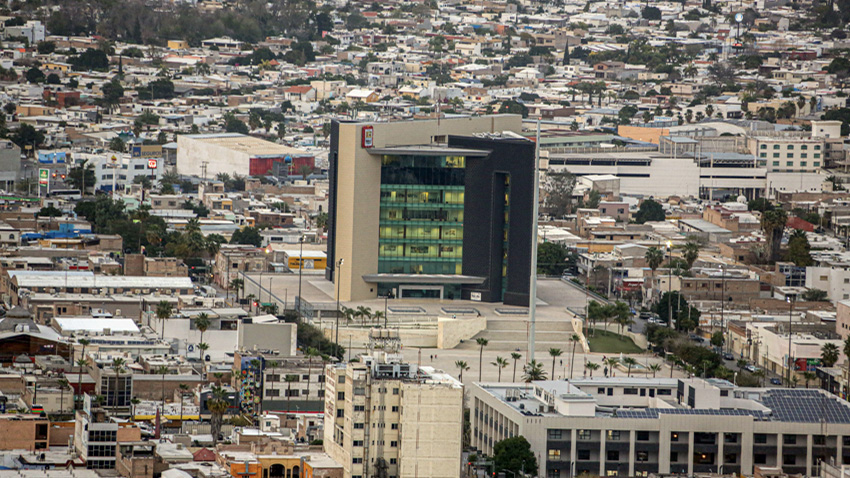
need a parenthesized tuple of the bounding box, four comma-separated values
(613, 409, 769, 420)
(761, 389, 850, 424)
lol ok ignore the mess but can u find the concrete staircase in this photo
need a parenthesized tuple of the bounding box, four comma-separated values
(455, 317, 576, 352)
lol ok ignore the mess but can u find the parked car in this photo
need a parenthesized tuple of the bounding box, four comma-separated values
(770, 378, 782, 385)
(744, 364, 760, 373)
(688, 334, 705, 343)
(723, 353, 735, 360)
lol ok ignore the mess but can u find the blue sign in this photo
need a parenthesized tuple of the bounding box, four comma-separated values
(284, 155, 292, 164)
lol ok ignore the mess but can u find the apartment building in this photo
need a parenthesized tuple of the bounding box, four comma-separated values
(748, 121, 841, 173)
(323, 348, 463, 478)
(470, 377, 850, 478)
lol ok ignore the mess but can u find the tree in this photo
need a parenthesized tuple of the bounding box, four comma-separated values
(682, 241, 700, 269)
(645, 247, 664, 276)
(37, 41, 56, 54)
(543, 171, 576, 218)
(785, 229, 812, 266)
(208, 385, 229, 446)
(155, 300, 173, 337)
(223, 112, 249, 134)
(230, 226, 262, 247)
(477, 338, 489, 381)
(522, 359, 547, 382)
(649, 363, 662, 377)
(707, 61, 738, 85)
(101, 79, 124, 113)
(493, 436, 538, 476)
(655, 291, 700, 331)
(569, 334, 581, 379)
(46, 73, 61, 85)
(67, 159, 96, 193)
(70, 49, 110, 71)
(111, 358, 126, 408)
(492, 357, 509, 382)
(803, 288, 828, 302)
(138, 78, 175, 100)
(612, 302, 633, 337)
(194, 312, 211, 353)
(25, 67, 45, 84)
(711, 331, 724, 347)
(642, 6, 662, 19)
(284, 374, 298, 415)
(155, 365, 170, 415)
(229, 278, 244, 303)
(109, 137, 126, 153)
(538, 242, 573, 275)
(455, 360, 470, 381)
(11, 123, 45, 150)
(623, 357, 638, 377)
(844, 336, 850, 395)
(510, 352, 522, 382)
(822, 343, 840, 367)
(802, 371, 816, 388)
(761, 209, 788, 264)
(635, 199, 665, 223)
(585, 361, 600, 377)
(548, 348, 563, 379)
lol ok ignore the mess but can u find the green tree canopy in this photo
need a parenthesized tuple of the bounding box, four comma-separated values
(230, 226, 263, 247)
(493, 436, 537, 475)
(634, 199, 665, 223)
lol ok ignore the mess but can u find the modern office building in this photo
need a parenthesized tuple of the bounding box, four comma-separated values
(323, 337, 463, 478)
(326, 115, 536, 305)
(469, 377, 850, 478)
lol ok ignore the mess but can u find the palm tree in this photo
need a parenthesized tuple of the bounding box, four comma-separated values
(198, 343, 209, 376)
(604, 357, 619, 375)
(284, 374, 298, 416)
(623, 357, 638, 377)
(476, 338, 489, 381)
(753, 369, 766, 387)
(111, 357, 126, 408)
(229, 278, 244, 304)
(843, 336, 850, 396)
(246, 293, 256, 312)
(355, 306, 372, 326)
(373, 310, 385, 327)
(569, 334, 581, 379)
(761, 209, 788, 264)
(455, 360, 470, 382)
(522, 360, 547, 382)
(612, 302, 633, 338)
(548, 348, 563, 379)
(131, 397, 140, 418)
(645, 247, 664, 276)
(57, 378, 69, 413)
(682, 241, 700, 270)
(510, 352, 522, 382)
(492, 357, 509, 382)
(178, 384, 189, 421)
(208, 385, 229, 446)
(587, 300, 606, 336)
(822, 343, 840, 367)
(305, 347, 318, 400)
(155, 300, 173, 338)
(649, 363, 662, 378)
(585, 361, 600, 377)
(75, 338, 90, 408)
(194, 313, 211, 349)
(155, 365, 170, 413)
(802, 371, 816, 388)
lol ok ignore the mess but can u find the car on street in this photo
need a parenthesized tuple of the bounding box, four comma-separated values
(744, 364, 760, 373)
(688, 334, 705, 343)
(770, 378, 782, 385)
(723, 353, 735, 360)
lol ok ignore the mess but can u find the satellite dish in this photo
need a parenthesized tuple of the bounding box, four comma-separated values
(735, 12, 743, 23)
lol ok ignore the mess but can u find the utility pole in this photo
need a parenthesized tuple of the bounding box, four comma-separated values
(200, 161, 209, 183)
(528, 120, 541, 362)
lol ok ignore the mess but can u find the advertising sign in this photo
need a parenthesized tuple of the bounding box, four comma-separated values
(38, 168, 49, 186)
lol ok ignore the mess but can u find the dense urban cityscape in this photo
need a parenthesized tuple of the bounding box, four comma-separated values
(0, 0, 850, 477)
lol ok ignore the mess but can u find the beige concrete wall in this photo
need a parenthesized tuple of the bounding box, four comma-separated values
(398, 382, 463, 478)
(237, 323, 296, 356)
(324, 326, 438, 349)
(333, 115, 524, 302)
(437, 315, 486, 349)
(176, 135, 250, 177)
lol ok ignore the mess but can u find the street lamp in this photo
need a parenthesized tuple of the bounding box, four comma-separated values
(297, 235, 304, 320)
(720, 264, 725, 351)
(335, 258, 344, 350)
(787, 295, 795, 385)
(666, 241, 673, 329)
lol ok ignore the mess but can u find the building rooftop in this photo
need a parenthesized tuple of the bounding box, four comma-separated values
(182, 133, 309, 158)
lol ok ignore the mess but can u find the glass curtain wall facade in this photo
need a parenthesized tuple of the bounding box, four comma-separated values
(378, 154, 467, 296)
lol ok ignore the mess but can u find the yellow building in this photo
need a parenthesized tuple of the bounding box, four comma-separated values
(283, 250, 327, 271)
(167, 40, 189, 50)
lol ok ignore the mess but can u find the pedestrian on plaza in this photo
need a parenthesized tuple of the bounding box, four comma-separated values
(604, 366, 608, 377)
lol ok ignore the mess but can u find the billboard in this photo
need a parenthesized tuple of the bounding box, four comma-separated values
(794, 357, 821, 372)
(38, 168, 49, 186)
(131, 144, 163, 159)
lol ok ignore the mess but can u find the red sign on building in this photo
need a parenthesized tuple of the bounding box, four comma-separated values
(362, 125, 374, 148)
